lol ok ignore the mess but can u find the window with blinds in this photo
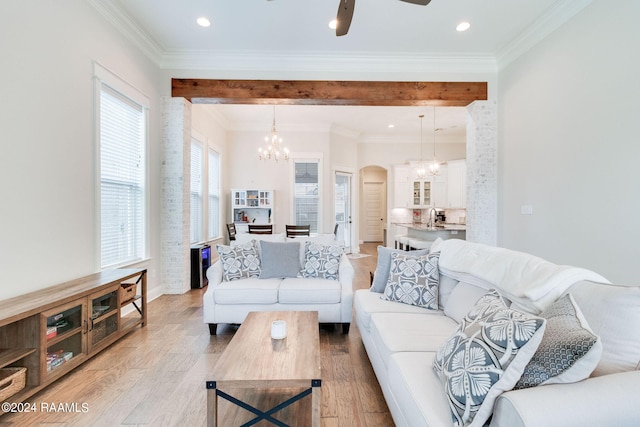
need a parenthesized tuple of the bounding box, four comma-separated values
(99, 84, 146, 268)
(191, 140, 203, 243)
(293, 161, 320, 233)
(208, 148, 221, 239)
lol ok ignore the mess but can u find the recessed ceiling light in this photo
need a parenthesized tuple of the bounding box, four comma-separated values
(197, 17, 211, 28)
(329, 19, 338, 30)
(388, 124, 395, 128)
(456, 21, 471, 32)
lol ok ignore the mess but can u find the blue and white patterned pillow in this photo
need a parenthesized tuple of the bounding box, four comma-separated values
(299, 241, 343, 280)
(216, 240, 261, 281)
(381, 252, 440, 310)
(434, 289, 546, 427)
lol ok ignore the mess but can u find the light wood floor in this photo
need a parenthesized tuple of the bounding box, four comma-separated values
(1, 243, 391, 427)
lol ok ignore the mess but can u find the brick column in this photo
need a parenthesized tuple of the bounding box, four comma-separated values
(161, 97, 192, 294)
(466, 100, 497, 246)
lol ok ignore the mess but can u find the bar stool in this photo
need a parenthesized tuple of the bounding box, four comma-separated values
(407, 238, 432, 251)
(395, 234, 411, 250)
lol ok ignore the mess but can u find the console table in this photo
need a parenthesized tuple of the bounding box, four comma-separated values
(0, 269, 146, 412)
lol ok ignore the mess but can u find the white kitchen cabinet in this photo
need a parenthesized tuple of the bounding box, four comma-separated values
(447, 160, 466, 208)
(432, 164, 448, 208)
(411, 179, 432, 208)
(393, 165, 410, 208)
(231, 189, 274, 229)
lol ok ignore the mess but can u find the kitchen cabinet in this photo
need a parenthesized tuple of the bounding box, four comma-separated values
(231, 189, 274, 231)
(411, 179, 432, 208)
(432, 165, 448, 208)
(393, 165, 410, 208)
(447, 159, 466, 208)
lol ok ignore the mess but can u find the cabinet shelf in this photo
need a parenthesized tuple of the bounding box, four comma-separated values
(0, 348, 36, 368)
(46, 327, 83, 347)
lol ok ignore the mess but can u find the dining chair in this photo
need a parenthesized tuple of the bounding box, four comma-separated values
(248, 224, 273, 234)
(286, 224, 310, 238)
(226, 223, 237, 241)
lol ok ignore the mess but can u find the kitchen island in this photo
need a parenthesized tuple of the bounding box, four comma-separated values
(391, 222, 466, 249)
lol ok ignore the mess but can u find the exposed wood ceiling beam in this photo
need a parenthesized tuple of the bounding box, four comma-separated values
(171, 79, 487, 107)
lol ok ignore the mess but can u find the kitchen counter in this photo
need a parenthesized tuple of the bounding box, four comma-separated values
(391, 222, 466, 244)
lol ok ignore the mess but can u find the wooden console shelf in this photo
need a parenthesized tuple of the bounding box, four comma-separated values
(0, 268, 146, 411)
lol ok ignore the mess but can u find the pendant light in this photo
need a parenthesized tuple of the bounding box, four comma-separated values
(415, 114, 427, 179)
(428, 107, 440, 176)
(258, 106, 289, 162)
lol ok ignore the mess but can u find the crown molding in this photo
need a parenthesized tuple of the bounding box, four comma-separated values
(160, 49, 497, 74)
(496, 0, 593, 69)
(88, 0, 163, 65)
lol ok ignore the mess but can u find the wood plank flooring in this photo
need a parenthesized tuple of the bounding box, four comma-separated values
(1, 243, 391, 427)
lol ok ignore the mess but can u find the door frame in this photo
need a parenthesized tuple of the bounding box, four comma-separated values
(333, 167, 356, 253)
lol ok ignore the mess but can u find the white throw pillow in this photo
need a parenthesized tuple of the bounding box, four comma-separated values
(515, 293, 602, 388)
(434, 289, 546, 427)
(568, 280, 640, 376)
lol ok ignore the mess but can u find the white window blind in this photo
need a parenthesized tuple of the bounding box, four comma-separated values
(191, 140, 203, 243)
(208, 148, 221, 239)
(293, 160, 320, 233)
(100, 84, 146, 268)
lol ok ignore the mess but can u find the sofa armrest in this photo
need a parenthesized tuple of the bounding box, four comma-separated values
(490, 371, 640, 427)
(339, 254, 355, 322)
(206, 260, 223, 287)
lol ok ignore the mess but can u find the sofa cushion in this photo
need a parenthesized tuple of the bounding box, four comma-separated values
(443, 281, 490, 323)
(382, 252, 440, 310)
(354, 289, 441, 333)
(370, 246, 430, 293)
(568, 280, 640, 376)
(370, 312, 458, 369)
(300, 241, 343, 280)
(434, 289, 546, 427)
(259, 241, 301, 279)
(213, 278, 281, 304)
(278, 277, 341, 304)
(515, 293, 602, 389)
(388, 352, 454, 427)
(216, 241, 261, 281)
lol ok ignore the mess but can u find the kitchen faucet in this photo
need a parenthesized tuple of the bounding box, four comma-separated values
(428, 207, 437, 228)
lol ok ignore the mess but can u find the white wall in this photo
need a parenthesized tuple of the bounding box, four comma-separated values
(498, 0, 640, 284)
(0, 1, 163, 300)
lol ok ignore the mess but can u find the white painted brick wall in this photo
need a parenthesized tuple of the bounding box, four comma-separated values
(161, 97, 192, 294)
(466, 100, 497, 246)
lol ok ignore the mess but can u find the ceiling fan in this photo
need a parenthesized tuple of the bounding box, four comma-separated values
(336, 0, 432, 36)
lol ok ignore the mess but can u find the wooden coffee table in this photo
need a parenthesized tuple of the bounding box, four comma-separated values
(207, 311, 321, 426)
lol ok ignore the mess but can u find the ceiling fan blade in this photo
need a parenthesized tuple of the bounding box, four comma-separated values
(336, 0, 355, 37)
(399, 0, 431, 5)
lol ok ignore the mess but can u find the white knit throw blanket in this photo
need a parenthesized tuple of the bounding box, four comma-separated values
(438, 239, 609, 313)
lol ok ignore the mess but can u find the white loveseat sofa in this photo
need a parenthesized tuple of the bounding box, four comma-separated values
(204, 233, 354, 335)
(355, 238, 640, 427)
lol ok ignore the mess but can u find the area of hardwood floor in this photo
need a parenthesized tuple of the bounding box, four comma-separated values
(1, 243, 390, 427)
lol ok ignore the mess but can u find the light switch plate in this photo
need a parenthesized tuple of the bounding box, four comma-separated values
(520, 205, 533, 215)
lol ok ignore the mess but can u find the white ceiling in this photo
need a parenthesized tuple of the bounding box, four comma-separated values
(95, 0, 591, 142)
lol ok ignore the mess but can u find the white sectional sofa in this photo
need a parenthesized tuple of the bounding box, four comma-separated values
(204, 233, 354, 335)
(355, 239, 640, 427)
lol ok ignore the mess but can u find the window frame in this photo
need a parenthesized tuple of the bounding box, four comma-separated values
(290, 154, 323, 234)
(94, 62, 150, 269)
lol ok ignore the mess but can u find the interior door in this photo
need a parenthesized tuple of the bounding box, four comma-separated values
(334, 172, 352, 253)
(363, 182, 385, 242)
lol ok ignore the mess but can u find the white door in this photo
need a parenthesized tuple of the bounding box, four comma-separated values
(363, 182, 385, 242)
(334, 172, 352, 252)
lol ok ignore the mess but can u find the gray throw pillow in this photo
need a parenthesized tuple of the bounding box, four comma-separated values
(381, 252, 440, 309)
(370, 246, 430, 292)
(259, 241, 301, 279)
(515, 293, 601, 389)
